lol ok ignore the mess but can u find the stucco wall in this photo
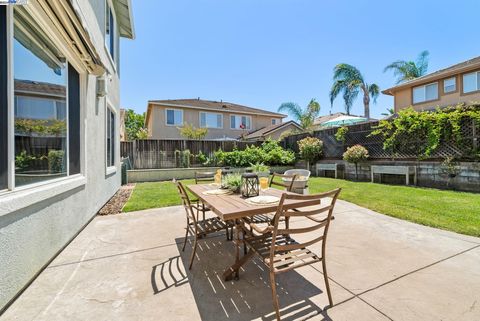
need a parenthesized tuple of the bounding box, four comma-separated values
(148, 105, 283, 139)
(0, 2, 122, 312)
(393, 71, 480, 112)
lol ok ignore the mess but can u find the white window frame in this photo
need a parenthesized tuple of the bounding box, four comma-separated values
(230, 114, 252, 130)
(462, 71, 480, 94)
(412, 82, 438, 104)
(165, 108, 183, 126)
(443, 77, 456, 94)
(104, 0, 116, 70)
(199, 111, 223, 129)
(105, 101, 117, 175)
(0, 7, 86, 211)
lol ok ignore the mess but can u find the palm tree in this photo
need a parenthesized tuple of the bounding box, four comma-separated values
(384, 50, 429, 84)
(330, 64, 380, 119)
(381, 107, 395, 117)
(277, 99, 321, 130)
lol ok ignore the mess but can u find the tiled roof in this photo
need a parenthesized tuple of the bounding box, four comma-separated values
(14, 79, 66, 98)
(383, 56, 480, 94)
(148, 99, 286, 118)
(243, 120, 302, 139)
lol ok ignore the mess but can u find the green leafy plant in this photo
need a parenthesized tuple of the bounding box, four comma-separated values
(15, 150, 37, 171)
(371, 104, 480, 159)
(15, 119, 67, 136)
(222, 173, 242, 193)
(335, 126, 349, 143)
(124, 109, 148, 140)
(196, 151, 208, 165)
(48, 150, 65, 173)
(178, 123, 208, 140)
(298, 137, 323, 169)
(249, 162, 270, 173)
(343, 144, 369, 181)
(441, 156, 461, 178)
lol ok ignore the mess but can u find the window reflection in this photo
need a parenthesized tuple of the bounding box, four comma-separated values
(14, 8, 68, 186)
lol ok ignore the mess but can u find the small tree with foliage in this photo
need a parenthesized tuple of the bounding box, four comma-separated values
(124, 109, 148, 140)
(178, 123, 208, 140)
(343, 145, 369, 181)
(298, 137, 323, 170)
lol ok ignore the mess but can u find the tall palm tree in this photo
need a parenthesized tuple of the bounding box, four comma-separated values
(277, 99, 321, 130)
(330, 64, 380, 119)
(384, 50, 429, 84)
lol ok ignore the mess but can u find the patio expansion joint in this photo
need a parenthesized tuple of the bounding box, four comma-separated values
(317, 243, 480, 321)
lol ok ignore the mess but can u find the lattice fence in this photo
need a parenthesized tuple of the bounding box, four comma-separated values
(282, 119, 479, 160)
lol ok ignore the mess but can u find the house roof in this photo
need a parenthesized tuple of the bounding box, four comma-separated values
(382, 56, 480, 95)
(243, 121, 302, 140)
(113, 0, 135, 39)
(146, 99, 286, 125)
(14, 79, 66, 98)
(314, 112, 347, 125)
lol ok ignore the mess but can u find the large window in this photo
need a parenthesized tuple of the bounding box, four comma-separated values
(105, 1, 115, 62)
(200, 112, 222, 128)
(413, 83, 438, 104)
(106, 107, 115, 168)
(230, 115, 251, 130)
(3, 8, 81, 189)
(463, 71, 480, 93)
(166, 109, 183, 126)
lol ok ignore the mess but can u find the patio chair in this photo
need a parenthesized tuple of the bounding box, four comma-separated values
(194, 171, 215, 184)
(245, 172, 298, 226)
(242, 188, 341, 320)
(284, 169, 311, 194)
(175, 181, 231, 269)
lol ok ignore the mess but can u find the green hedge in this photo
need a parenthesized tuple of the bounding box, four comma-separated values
(214, 139, 295, 167)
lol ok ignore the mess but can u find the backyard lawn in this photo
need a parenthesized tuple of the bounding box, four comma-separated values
(123, 177, 480, 237)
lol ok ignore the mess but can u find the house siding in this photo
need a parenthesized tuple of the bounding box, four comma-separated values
(0, 1, 126, 312)
(148, 105, 283, 140)
(393, 70, 480, 112)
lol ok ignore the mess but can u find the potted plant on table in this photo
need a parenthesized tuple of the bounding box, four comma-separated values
(222, 173, 242, 194)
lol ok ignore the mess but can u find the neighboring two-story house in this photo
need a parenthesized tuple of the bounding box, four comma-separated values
(145, 99, 287, 140)
(383, 56, 480, 112)
(0, 0, 134, 312)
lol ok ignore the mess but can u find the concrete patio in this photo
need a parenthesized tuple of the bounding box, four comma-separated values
(2, 200, 480, 321)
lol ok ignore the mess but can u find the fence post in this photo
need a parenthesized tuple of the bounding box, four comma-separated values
(132, 140, 137, 169)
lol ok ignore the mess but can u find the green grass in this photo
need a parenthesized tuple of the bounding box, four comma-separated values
(123, 177, 480, 237)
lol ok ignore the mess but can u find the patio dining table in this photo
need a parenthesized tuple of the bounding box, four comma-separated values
(187, 183, 321, 281)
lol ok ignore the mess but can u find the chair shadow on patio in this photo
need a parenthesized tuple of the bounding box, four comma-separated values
(151, 233, 334, 321)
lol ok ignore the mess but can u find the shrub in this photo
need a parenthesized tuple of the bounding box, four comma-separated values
(178, 123, 208, 140)
(213, 140, 295, 167)
(335, 126, 349, 143)
(48, 150, 65, 173)
(249, 162, 270, 173)
(343, 144, 369, 180)
(298, 137, 323, 169)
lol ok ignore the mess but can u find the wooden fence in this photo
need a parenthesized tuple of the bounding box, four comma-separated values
(121, 139, 261, 169)
(282, 119, 479, 161)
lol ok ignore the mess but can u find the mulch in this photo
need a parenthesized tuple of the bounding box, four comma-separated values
(98, 184, 136, 215)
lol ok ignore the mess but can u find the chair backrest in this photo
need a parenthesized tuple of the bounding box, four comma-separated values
(269, 172, 297, 192)
(194, 171, 215, 184)
(284, 169, 311, 180)
(270, 188, 341, 260)
(175, 181, 197, 224)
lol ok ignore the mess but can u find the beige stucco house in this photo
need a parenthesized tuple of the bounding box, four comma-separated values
(383, 56, 480, 112)
(145, 99, 287, 140)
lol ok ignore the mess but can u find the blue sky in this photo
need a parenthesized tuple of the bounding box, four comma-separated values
(120, 0, 480, 120)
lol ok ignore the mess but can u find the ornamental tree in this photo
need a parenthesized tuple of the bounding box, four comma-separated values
(343, 144, 369, 181)
(298, 137, 323, 170)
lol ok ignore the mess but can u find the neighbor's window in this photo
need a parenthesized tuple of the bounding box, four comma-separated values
(230, 115, 251, 130)
(200, 112, 222, 128)
(14, 10, 68, 187)
(413, 82, 438, 104)
(105, 1, 115, 61)
(271, 119, 277, 125)
(166, 109, 183, 126)
(106, 107, 116, 168)
(443, 77, 456, 93)
(463, 71, 480, 93)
